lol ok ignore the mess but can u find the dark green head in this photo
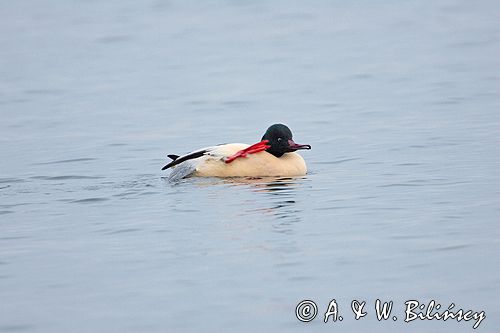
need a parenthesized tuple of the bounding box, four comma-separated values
(261, 124, 311, 157)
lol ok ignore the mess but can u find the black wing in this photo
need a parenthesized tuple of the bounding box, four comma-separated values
(161, 150, 208, 170)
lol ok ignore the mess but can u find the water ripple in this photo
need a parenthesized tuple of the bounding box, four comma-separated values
(34, 158, 97, 165)
(0, 325, 34, 332)
(31, 175, 103, 180)
(314, 158, 361, 165)
(70, 198, 109, 204)
(0, 178, 25, 184)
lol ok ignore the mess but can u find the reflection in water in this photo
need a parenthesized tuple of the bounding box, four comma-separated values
(175, 176, 307, 227)
(227, 176, 305, 227)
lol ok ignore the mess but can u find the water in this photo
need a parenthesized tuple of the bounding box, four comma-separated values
(1, 1, 499, 332)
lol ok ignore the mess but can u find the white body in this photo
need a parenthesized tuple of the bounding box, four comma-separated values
(168, 143, 307, 181)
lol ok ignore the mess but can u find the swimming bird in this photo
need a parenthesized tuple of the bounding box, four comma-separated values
(162, 124, 311, 180)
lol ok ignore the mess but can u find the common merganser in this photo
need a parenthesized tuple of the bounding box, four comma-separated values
(162, 124, 311, 180)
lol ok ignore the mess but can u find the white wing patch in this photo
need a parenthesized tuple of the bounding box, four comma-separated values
(166, 144, 243, 182)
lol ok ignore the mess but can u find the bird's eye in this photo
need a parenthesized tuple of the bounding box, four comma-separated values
(277, 138, 282, 142)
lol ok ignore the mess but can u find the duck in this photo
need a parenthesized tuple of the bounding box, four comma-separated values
(162, 124, 311, 181)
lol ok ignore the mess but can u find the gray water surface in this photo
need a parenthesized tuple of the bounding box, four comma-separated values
(1, 1, 499, 332)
